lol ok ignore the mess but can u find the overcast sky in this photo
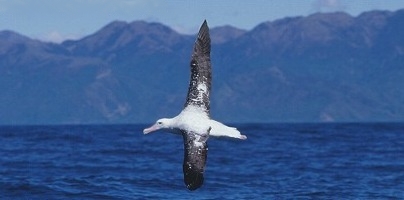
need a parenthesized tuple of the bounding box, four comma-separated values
(1, 0, 404, 43)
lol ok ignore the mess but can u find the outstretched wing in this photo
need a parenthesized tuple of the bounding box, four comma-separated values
(182, 128, 210, 191)
(184, 20, 211, 114)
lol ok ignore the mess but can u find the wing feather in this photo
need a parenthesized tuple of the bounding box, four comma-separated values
(184, 20, 212, 114)
(182, 128, 210, 190)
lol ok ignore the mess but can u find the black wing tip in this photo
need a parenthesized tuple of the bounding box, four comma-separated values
(198, 20, 209, 35)
(184, 171, 204, 191)
(202, 19, 208, 29)
(197, 20, 210, 54)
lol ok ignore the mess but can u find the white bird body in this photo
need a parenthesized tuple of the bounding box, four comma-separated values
(146, 105, 246, 140)
(173, 106, 211, 135)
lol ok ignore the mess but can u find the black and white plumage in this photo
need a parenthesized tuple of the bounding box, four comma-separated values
(143, 20, 247, 191)
(185, 20, 211, 113)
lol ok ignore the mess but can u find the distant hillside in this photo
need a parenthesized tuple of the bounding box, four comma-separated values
(1, 9, 404, 124)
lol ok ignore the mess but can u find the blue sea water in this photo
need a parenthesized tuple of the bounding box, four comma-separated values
(0, 123, 403, 199)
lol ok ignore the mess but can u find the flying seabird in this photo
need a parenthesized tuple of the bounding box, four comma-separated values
(143, 20, 247, 191)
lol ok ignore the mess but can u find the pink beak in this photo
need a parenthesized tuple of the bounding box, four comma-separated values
(143, 124, 160, 134)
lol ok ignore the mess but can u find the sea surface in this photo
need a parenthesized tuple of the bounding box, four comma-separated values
(0, 123, 403, 199)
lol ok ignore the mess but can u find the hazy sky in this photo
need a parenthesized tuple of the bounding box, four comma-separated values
(1, 0, 404, 42)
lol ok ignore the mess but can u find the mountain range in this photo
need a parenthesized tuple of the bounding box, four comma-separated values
(1, 9, 404, 124)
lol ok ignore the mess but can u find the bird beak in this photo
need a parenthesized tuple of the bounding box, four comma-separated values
(143, 124, 160, 134)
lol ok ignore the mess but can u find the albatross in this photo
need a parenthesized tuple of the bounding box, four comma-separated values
(143, 20, 247, 191)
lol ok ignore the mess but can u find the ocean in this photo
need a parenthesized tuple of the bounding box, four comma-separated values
(0, 123, 403, 199)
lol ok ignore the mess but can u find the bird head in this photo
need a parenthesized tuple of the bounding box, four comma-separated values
(143, 118, 172, 134)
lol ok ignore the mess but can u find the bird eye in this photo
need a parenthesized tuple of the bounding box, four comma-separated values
(157, 121, 162, 125)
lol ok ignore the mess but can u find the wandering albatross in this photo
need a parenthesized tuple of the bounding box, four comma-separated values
(143, 20, 247, 191)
